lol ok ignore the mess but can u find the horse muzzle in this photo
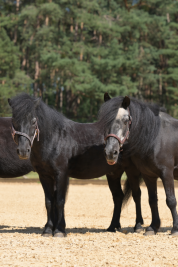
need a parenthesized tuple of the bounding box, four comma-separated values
(17, 147, 31, 160)
(18, 155, 29, 160)
(106, 160, 117, 165)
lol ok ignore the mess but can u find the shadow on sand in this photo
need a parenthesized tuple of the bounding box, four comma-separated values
(118, 226, 173, 234)
(0, 225, 173, 235)
(0, 225, 106, 235)
(0, 225, 43, 234)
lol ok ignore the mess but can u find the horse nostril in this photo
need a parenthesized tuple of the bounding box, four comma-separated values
(17, 148, 20, 155)
(113, 150, 118, 155)
(27, 148, 30, 153)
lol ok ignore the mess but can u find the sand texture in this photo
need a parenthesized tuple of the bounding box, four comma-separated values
(0, 182, 177, 267)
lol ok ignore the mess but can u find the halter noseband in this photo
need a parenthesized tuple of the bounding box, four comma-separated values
(104, 108, 132, 149)
(11, 121, 40, 147)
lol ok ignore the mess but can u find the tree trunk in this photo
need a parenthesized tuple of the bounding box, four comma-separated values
(34, 61, 40, 96)
(60, 88, 63, 112)
(13, 0, 20, 43)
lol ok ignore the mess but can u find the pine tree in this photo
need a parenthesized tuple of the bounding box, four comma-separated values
(0, 0, 32, 115)
(1, 0, 178, 120)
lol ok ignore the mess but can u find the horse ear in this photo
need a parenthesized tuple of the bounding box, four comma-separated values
(34, 98, 41, 108)
(8, 98, 12, 106)
(122, 96, 130, 109)
(104, 93, 111, 102)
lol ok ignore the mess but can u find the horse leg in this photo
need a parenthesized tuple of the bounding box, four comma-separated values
(107, 171, 124, 232)
(143, 177, 160, 235)
(53, 172, 69, 238)
(161, 170, 178, 236)
(39, 175, 54, 237)
(53, 189, 66, 234)
(125, 167, 144, 233)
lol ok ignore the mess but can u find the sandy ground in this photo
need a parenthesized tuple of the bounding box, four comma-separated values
(0, 182, 177, 267)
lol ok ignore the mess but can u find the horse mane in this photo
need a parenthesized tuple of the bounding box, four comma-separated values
(10, 93, 36, 124)
(98, 96, 162, 157)
(9, 93, 66, 130)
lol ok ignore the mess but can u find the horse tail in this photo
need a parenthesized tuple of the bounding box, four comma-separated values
(122, 175, 143, 210)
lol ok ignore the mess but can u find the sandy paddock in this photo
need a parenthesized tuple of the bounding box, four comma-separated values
(0, 181, 177, 267)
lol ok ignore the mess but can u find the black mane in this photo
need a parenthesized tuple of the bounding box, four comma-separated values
(10, 93, 37, 124)
(98, 96, 162, 156)
(10, 93, 66, 131)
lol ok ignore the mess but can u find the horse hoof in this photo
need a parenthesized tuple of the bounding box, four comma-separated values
(42, 233, 53, 237)
(171, 231, 178, 237)
(144, 230, 155, 236)
(135, 227, 143, 233)
(54, 232, 65, 238)
(134, 223, 144, 233)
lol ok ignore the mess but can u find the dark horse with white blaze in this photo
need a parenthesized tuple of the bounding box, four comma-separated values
(8, 93, 148, 237)
(0, 117, 32, 178)
(104, 95, 178, 236)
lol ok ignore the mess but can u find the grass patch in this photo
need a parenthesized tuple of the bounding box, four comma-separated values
(16, 172, 39, 179)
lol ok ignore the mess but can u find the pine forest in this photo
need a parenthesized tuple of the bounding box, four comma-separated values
(0, 0, 178, 121)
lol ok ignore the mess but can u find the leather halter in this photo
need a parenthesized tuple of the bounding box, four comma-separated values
(104, 108, 132, 149)
(11, 121, 40, 147)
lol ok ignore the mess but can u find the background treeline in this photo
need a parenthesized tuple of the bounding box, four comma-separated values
(0, 0, 178, 121)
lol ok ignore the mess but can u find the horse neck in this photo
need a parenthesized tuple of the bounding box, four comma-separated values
(36, 103, 65, 139)
(36, 104, 102, 144)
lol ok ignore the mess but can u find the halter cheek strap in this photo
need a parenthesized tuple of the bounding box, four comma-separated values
(11, 121, 40, 147)
(104, 108, 132, 149)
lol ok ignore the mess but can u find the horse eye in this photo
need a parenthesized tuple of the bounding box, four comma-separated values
(32, 118, 36, 125)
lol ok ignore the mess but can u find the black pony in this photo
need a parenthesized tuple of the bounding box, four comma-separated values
(104, 95, 178, 236)
(8, 93, 146, 237)
(0, 117, 32, 178)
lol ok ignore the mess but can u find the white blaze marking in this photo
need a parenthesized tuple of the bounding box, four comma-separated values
(116, 107, 129, 120)
(117, 129, 124, 141)
(115, 107, 129, 141)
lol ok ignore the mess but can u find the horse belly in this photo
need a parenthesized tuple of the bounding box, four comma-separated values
(173, 168, 178, 180)
(68, 156, 113, 179)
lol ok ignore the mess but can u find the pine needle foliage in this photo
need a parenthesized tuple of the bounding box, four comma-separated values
(0, 0, 178, 120)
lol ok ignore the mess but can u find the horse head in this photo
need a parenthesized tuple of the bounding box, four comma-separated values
(104, 96, 131, 165)
(8, 95, 40, 160)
